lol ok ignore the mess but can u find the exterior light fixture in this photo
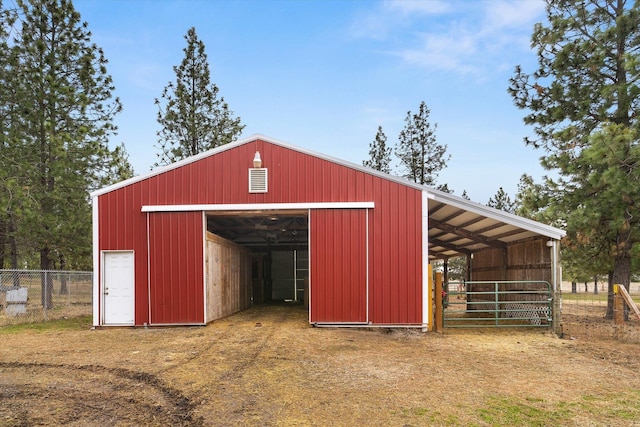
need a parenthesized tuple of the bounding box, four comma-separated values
(253, 151, 262, 168)
(249, 150, 267, 193)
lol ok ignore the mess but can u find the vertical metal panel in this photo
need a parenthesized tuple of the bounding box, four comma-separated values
(148, 212, 204, 324)
(99, 181, 149, 325)
(366, 179, 423, 325)
(310, 209, 367, 323)
(98, 138, 424, 326)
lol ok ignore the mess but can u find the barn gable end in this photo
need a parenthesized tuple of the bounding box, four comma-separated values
(92, 135, 424, 327)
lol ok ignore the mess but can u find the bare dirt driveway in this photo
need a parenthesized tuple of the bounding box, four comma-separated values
(1, 304, 639, 426)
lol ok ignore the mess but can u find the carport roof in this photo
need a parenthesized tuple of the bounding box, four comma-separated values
(93, 134, 565, 259)
(425, 188, 565, 260)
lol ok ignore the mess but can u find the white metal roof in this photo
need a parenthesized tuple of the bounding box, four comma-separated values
(425, 187, 564, 259)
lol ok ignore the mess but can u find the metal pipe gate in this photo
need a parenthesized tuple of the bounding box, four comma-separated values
(444, 281, 553, 328)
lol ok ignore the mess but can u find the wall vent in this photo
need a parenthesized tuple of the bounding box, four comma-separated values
(249, 168, 268, 193)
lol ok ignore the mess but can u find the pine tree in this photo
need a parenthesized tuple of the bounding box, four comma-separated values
(107, 143, 135, 183)
(437, 183, 454, 194)
(7, 0, 122, 306)
(487, 187, 516, 214)
(0, 0, 19, 269)
(363, 126, 392, 173)
(155, 27, 244, 166)
(509, 0, 640, 318)
(396, 101, 450, 186)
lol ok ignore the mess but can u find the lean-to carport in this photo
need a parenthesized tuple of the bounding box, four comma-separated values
(424, 189, 565, 332)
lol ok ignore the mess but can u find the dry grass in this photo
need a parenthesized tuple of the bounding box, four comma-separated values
(1, 304, 640, 426)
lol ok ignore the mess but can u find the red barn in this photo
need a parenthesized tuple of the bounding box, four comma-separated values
(91, 135, 564, 329)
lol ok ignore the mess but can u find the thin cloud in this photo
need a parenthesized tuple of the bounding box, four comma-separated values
(384, 0, 453, 16)
(349, 0, 452, 40)
(395, 29, 479, 75)
(482, 0, 546, 31)
(352, 0, 545, 77)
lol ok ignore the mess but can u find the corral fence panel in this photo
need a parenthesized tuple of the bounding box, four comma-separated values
(0, 269, 92, 326)
(444, 281, 552, 328)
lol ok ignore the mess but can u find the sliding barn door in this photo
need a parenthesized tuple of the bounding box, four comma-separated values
(310, 209, 368, 324)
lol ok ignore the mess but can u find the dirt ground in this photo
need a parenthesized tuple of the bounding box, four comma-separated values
(1, 304, 640, 427)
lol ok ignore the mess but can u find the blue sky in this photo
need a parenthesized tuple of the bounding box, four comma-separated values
(74, 0, 547, 203)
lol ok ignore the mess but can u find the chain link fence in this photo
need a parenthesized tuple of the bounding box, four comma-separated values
(0, 269, 92, 326)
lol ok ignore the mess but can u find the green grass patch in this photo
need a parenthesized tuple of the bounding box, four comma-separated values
(571, 391, 640, 423)
(612, 391, 640, 420)
(478, 396, 569, 426)
(0, 315, 92, 334)
(476, 391, 640, 426)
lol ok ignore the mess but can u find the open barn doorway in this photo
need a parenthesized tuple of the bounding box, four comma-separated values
(206, 211, 309, 308)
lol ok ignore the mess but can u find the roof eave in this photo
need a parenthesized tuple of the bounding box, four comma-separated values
(426, 187, 566, 241)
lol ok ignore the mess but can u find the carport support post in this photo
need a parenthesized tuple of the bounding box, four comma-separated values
(550, 240, 562, 335)
(434, 272, 443, 333)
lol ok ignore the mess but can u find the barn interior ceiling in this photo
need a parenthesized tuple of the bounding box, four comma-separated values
(206, 212, 308, 251)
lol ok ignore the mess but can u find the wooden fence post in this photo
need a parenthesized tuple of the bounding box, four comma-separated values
(617, 284, 640, 321)
(613, 284, 625, 325)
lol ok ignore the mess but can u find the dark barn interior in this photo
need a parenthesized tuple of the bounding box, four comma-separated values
(206, 211, 309, 304)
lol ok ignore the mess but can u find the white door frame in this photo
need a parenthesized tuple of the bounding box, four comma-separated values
(101, 250, 135, 325)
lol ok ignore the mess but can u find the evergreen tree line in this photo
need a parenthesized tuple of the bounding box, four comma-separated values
(511, 0, 640, 319)
(2, 0, 640, 320)
(363, 101, 452, 193)
(0, 0, 130, 278)
(0, 0, 243, 293)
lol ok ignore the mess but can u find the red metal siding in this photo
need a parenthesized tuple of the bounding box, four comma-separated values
(366, 180, 422, 324)
(99, 183, 148, 324)
(148, 212, 204, 324)
(98, 138, 423, 325)
(310, 209, 367, 323)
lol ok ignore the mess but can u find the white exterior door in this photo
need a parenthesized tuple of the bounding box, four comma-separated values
(103, 251, 134, 325)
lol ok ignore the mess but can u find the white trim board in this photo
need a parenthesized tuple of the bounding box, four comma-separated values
(421, 191, 430, 330)
(92, 196, 100, 326)
(142, 202, 375, 213)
